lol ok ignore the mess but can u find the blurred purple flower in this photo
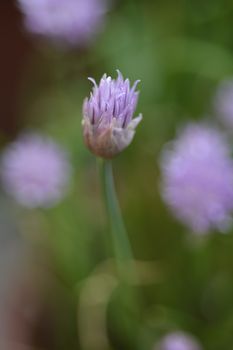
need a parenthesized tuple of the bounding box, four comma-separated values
(160, 123, 233, 233)
(1, 134, 71, 208)
(18, 0, 108, 46)
(156, 332, 202, 350)
(214, 79, 233, 129)
(82, 70, 142, 158)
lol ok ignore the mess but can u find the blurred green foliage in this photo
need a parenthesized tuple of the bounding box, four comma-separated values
(2, 0, 233, 349)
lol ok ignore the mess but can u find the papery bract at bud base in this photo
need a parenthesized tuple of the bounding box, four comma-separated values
(82, 70, 142, 158)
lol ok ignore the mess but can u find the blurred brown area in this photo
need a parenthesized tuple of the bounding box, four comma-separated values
(0, 239, 61, 350)
(0, 0, 32, 137)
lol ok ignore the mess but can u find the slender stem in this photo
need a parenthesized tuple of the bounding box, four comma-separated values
(99, 159, 136, 280)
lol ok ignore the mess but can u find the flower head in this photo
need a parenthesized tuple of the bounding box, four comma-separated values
(160, 123, 233, 233)
(155, 332, 202, 350)
(82, 70, 142, 158)
(18, 0, 108, 47)
(1, 133, 71, 208)
(214, 78, 233, 129)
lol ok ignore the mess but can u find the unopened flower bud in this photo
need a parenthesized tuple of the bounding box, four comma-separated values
(82, 70, 142, 158)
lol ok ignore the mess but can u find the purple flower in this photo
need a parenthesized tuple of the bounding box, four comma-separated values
(82, 70, 142, 158)
(160, 123, 233, 233)
(156, 332, 202, 350)
(214, 79, 233, 129)
(1, 134, 71, 208)
(18, 0, 108, 47)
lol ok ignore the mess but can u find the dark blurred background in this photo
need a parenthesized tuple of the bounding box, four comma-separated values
(0, 0, 31, 136)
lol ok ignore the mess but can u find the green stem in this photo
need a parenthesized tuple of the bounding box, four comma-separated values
(99, 159, 136, 280)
